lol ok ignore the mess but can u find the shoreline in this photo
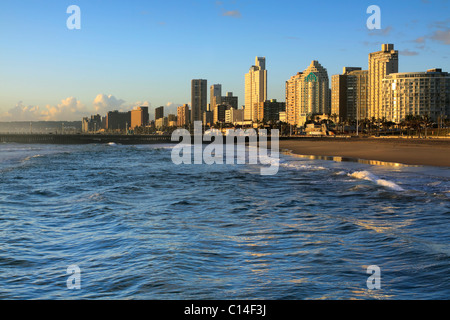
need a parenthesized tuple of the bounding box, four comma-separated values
(277, 138, 450, 167)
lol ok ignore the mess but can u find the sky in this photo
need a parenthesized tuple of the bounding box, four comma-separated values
(0, 0, 449, 121)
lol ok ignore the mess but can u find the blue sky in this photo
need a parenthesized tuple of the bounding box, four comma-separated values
(0, 0, 449, 120)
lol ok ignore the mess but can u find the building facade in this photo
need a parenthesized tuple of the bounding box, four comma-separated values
(368, 44, 399, 120)
(82, 114, 102, 132)
(177, 104, 190, 127)
(382, 69, 450, 123)
(191, 79, 207, 122)
(221, 92, 238, 110)
(258, 99, 286, 122)
(106, 111, 131, 131)
(213, 104, 228, 124)
(225, 108, 244, 124)
(331, 67, 368, 122)
(155, 106, 164, 120)
(245, 57, 267, 121)
(130, 106, 149, 129)
(210, 84, 222, 112)
(285, 60, 330, 126)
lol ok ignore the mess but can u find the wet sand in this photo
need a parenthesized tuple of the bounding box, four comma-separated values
(278, 138, 450, 167)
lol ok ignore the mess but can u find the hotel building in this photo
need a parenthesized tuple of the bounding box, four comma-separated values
(382, 69, 450, 123)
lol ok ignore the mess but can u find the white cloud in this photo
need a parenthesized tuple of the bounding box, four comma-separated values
(2, 97, 86, 121)
(93, 94, 126, 114)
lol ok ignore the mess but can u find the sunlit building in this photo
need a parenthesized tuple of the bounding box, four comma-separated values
(382, 68, 450, 123)
(285, 60, 330, 126)
(245, 57, 267, 121)
(368, 44, 399, 120)
(331, 67, 368, 122)
(177, 104, 190, 127)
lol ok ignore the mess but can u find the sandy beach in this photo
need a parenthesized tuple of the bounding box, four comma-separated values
(278, 137, 450, 167)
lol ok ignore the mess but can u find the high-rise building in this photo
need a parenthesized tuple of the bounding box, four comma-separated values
(130, 106, 149, 129)
(245, 57, 267, 121)
(285, 72, 303, 126)
(177, 104, 190, 127)
(221, 92, 238, 110)
(191, 79, 207, 122)
(155, 106, 164, 120)
(210, 84, 222, 111)
(106, 111, 131, 131)
(382, 68, 450, 123)
(368, 44, 399, 120)
(285, 60, 330, 126)
(331, 67, 368, 122)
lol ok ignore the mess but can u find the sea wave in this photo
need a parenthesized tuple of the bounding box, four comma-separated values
(349, 170, 405, 191)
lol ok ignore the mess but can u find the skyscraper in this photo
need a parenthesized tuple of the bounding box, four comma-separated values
(177, 104, 190, 127)
(210, 84, 222, 112)
(130, 106, 149, 129)
(285, 60, 330, 126)
(191, 79, 207, 122)
(331, 67, 368, 122)
(368, 44, 398, 120)
(245, 57, 267, 121)
(155, 106, 164, 120)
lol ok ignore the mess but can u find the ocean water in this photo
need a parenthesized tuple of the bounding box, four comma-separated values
(0, 142, 449, 300)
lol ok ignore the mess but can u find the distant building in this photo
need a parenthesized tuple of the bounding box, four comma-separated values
(221, 92, 238, 110)
(245, 57, 267, 121)
(177, 104, 190, 127)
(203, 111, 213, 126)
(210, 84, 222, 112)
(191, 79, 207, 122)
(167, 114, 177, 127)
(106, 111, 131, 131)
(155, 106, 164, 120)
(213, 104, 228, 124)
(382, 68, 450, 123)
(155, 117, 168, 129)
(130, 106, 149, 129)
(225, 108, 244, 124)
(82, 114, 102, 132)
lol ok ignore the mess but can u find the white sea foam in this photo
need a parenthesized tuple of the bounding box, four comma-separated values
(280, 162, 327, 171)
(349, 170, 405, 191)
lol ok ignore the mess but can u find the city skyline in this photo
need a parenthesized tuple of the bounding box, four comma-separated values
(1, 0, 450, 121)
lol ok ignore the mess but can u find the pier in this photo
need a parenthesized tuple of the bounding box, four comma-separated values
(0, 133, 174, 145)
